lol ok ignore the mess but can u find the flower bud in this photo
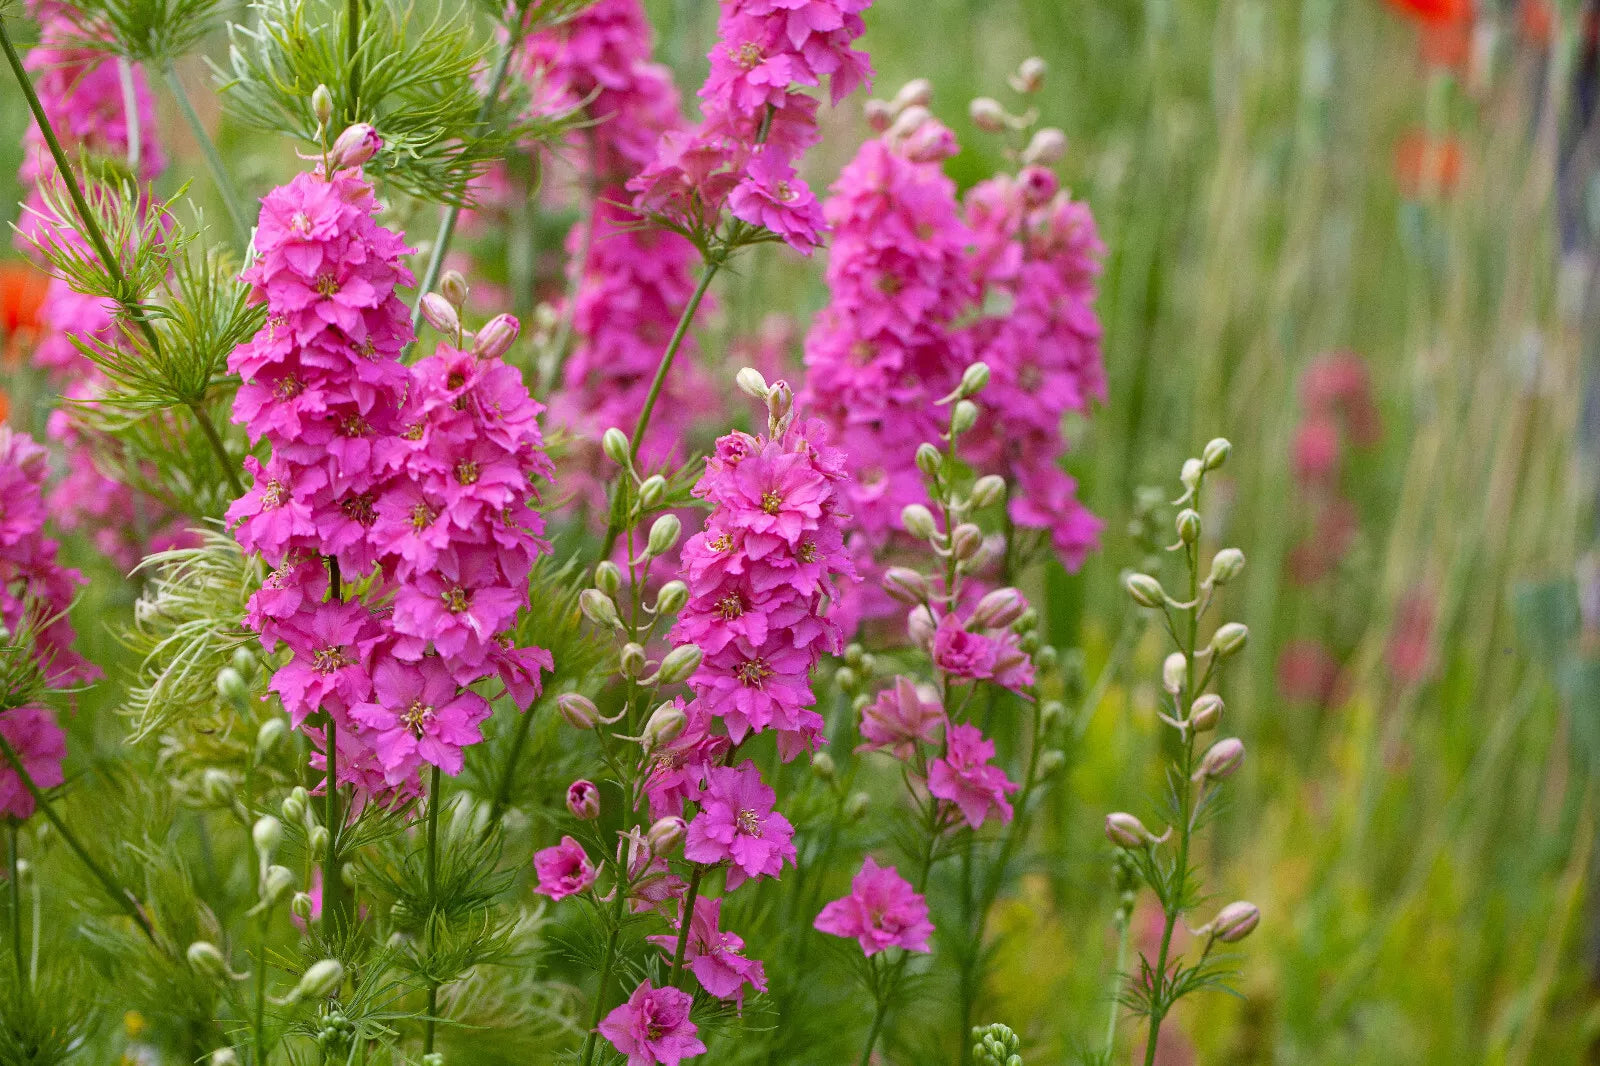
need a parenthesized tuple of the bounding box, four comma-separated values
(1125, 572, 1166, 608)
(844, 791, 870, 821)
(892, 77, 933, 112)
(294, 959, 345, 1001)
(915, 442, 943, 479)
(970, 96, 1008, 132)
(1039, 699, 1066, 730)
(187, 940, 228, 981)
(1190, 693, 1223, 731)
(951, 522, 984, 561)
(951, 399, 979, 436)
(833, 667, 859, 693)
(256, 716, 287, 759)
(656, 643, 702, 686)
(1105, 812, 1154, 849)
(864, 98, 893, 132)
(1175, 508, 1201, 545)
(1022, 127, 1067, 166)
(1195, 737, 1245, 781)
(557, 693, 600, 730)
(1180, 457, 1204, 492)
(1202, 437, 1232, 470)
(655, 580, 688, 616)
(969, 474, 1007, 509)
(642, 702, 687, 750)
(281, 788, 307, 824)
(1210, 622, 1248, 658)
(647, 815, 686, 856)
(646, 514, 682, 557)
(310, 84, 334, 127)
(1208, 548, 1245, 586)
(887, 104, 931, 143)
(440, 269, 469, 308)
(766, 380, 793, 424)
(901, 504, 938, 540)
(566, 780, 601, 821)
(594, 560, 623, 597)
(579, 589, 620, 629)
(231, 646, 257, 678)
(340, 863, 358, 889)
(1012, 56, 1047, 93)
(1162, 652, 1186, 696)
(328, 123, 382, 168)
(252, 815, 283, 859)
(419, 292, 459, 336)
(601, 428, 631, 467)
(291, 892, 314, 921)
(971, 587, 1026, 629)
(215, 667, 247, 704)
(473, 313, 519, 359)
(1211, 900, 1260, 942)
(261, 864, 294, 905)
(619, 642, 647, 678)
(735, 366, 769, 399)
(637, 474, 667, 509)
(811, 751, 836, 780)
(201, 768, 235, 806)
(883, 567, 929, 605)
(212, 1048, 240, 1066)
(959, 361, 991, 397)
(1036, 749, 1066, 777)
(308, 825, 330, 859)
(907, 604, 937, 648)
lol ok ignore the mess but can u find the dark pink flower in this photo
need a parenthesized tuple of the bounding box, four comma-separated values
(814, 856, 933, 955)
(533, 835, 597, 900)
(928, 724, 1017, 829)
(0, 707, 66, 820)
(348, 656, 492, 782)
(857, 675, 944, 758)
(684, 762, 796, 889)
(646, 896, 767, 1006)
(932, 613, 997, 681)
(597, 980, 706, 1066)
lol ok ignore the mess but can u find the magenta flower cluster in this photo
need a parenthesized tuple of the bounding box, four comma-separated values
(0, 427, 97, 819)
(228, 157, 551, 798)
(631, 0, 874, 252)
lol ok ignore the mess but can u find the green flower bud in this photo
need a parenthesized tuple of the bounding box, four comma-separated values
(310, 84, 333, 127)
(308, 825, 330, 859)
(601, 428, 631, 467)
(594, 560, 623, 597)
(1105, 811, 1154, 849)
(215, 667, 247, 704)
(646, 513, 682, 557)
(915, 442, 944, 479)
(619, 642, 647, 678)
(1208, 548, 1245, 586)
(1210, 622, 1248, 658)
(900, 504, 938, 540)
(811, 752, 835, 780)
(735, 367, 769, 398)
(294, 959, 345, 1001)
(637, 474, 667, 510)
(1180, 457, 1204, 492)
(201, 769, 234, 806)
(1162, 652, 1186, 696)
(882, 566, 929, 605)
(579, 589, 621, 629)
(951, 523, 984, 561)
(951, 399, 979, 436)
(1175, 508, 1201, 545)
(261, 865, 294, 905)
(844, 791, 870, 822)
(656, 644, 702, 686)
(557, 693, 600, 730)
(834, 666, 859, 694)
(1039, 700, 1065, 730)
(440, 270, 469, 309)
(231, 646, 257, 678)
(654, 580, 688, 616)
(187, 941, 228, 981)
(212, 1048, 240, 1066)
(1036, 749, 1066, 776)
(969, 474, 1007, 509)
(291, 892, 313, 920)
(642, 702, 687, 750)
(281, 789, 307, 824)
(1190, 693, 1223, 731)
(1125, 572, 1165, 608)
(647, 816, 686, 856)
(1211, 900, 1259, 942)
(959, 362, 991, 397)
(252, 816, 282, 858)
(256, 717, 287, 759)
(1202, 437, 1232, 470)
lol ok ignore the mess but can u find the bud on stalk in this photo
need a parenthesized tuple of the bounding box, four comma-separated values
(1105, 812, 1155, 849)
(883, 566, 930, 605)
(566, 780, 601, 821)
(655, 644, 703, 686)
(642, 702, 687, 750)
(473, 313, 519, 359)
(1194, 737, 1245, 781)
(734, 367, 769, 398)
(579, 589, 621, 629)
(294, 959, 345, 1001)
(1210, 900, 1260, 942)
(647, 816, 686, 856)
(970, 587, 1026, 629)
(557, 693, 600, 730)
(328, 123, 381, 169)
(601, 428, 631, 467)
(1208, 548, 1245, 586)
(419, 293, 460, 336)
(1125, 572, 1166, 608)
(901, 504, 938, 541)
(646, 514, 682, 557)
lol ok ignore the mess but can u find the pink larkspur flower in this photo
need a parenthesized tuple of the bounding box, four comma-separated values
(928, 723, 1018, 829)
(0, 707, 66, 821)
(597, 980, 706, 1066)
(646, 896, 767, 1006)
(684, 762, 795, 889)
(533, 835, 597, 900)
(814, 856, 933, 955)
(857, 675, 945, 758)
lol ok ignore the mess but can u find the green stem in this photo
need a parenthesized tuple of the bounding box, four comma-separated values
(423, 764, 441, 1055)
(1103, 910, 1132, 1055)
(321, 558, 348, 938)
(161, 64, 250, 248)
(597, 260, 720, 560)
(484, 692, 548, 832)
(578, 881, 629, 1066)
(253, 908, 269, 1066)
(0, 732, 157, 946)
(345, 0, 362, 114)
(190, 400, 246, 498)
(410, 28, 524, 328)
(666, 866, 704, 988)
(7, 823, 24, 991)
(856, 991, 885, 1066)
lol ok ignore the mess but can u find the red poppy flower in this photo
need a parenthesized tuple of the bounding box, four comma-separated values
(1386, 0, 1471, 25)
(0, 262, 48, 338)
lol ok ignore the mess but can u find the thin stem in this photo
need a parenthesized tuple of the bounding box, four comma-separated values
(253, 908, 269, 1066)
(117, 59, 141, 173)
(410, 31, 523, 328)
(345, 0, 362, 113)
(578, 881, 629, 1066)
(856, 986, 885, 1066)
(666, 866, 704, 988)
(597, 260, 720, 560)
(484, 692, 547, 833)
(423, 764, 441, 1055)
(321, 559, 347, 938)
(190, 400, 246, 498)
(7, 823, 24, 992)
(161, 64, 251, 248)
(1103, 909, 1132, 1055)
(0, 732, 157, 946)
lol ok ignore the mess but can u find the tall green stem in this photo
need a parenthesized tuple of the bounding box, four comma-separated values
(345, 0, 362, 113)
(666, 866, 704, 989)
(0, 733, 157, 946)
(7, 824, 24, 991)
(597, 260, 720, 560)
(578, 881, 629, 1066)
(321, 558, 348, 938)
(1103, 910, 1132, 1055)
(161, 64, 250, 248)
(423, 765, 442, 1054)
(484, 692, 548, 833)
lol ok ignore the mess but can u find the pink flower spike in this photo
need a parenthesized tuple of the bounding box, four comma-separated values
(814, 856, 933, 956)
(597, 980, 706, 1066)
(533, 835, 597, 900)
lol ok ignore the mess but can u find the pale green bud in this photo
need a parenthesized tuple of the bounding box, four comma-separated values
(1162, 652, 1186, 696)
(915, 442, 943, 479)
(187, 941, 228, 981)
(656, 644, 702, 686)
(959, 362, 991, 397)
(440, 270, 469, 308)
(1211, 622, 1248, 658)
(1208, 548, 1245, 586)
(308, 825, 330, 859)
(970, 96, 1008, 132)
(1105, 812, 1154, 849)
(261, 865, 294, 905)
(594, 560, 623, 597)
(969, 474, 1007, 509)
(310, 84, 333, 127)
(281, 788, 307, 824)
(950, 523, 984, 561)
(901, 504, 938, 540)
(619, 642, 647, 678)
(252, 815, 283, 859)
(256, 717, 287, 759)
(811, 752, 835, 780)
(1202, 437, 1232, 470)
(654, 580, 688, 616)
(1036, 749, 1066, 776)
(1175, 508, 1201, 545)
(601, 428, 630, 467)
(579, 589, 621, 629)
(844, 791, 870, 821)
(201, 769, 234, 806)
(642, 702, 687, 750)
(646, 513, 682, 557)
(1211, 900, 1260, 942)
(883, 566, 929, 605)
(215, 667, 247, 703)
(557, 693, 600, 730)
(1190, 693, 1223, 731)
(637, 475, 667, 510)
(231, 646, 257, 678)
(1180, 457, 1204, 492)
(1125, 572, 1165, 608)
(291, 892, 313, 921)
(735, 367, 769, 399)
(212, 1048, 240, 1066)
(951, 399, 979, 435)
(294, 959, 344, 1001)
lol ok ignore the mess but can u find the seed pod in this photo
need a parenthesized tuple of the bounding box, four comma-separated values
(1212, 900, 1260, 942)
(901, 504, 938, 540)
(252, 816, 283, 859)
(566, 780, 601, 821)
(594, 560, 623, 597)
(656, 644, 703, 686)
(419, 293, 460, 336)
(473, 313, 519, 359)
(1195, 737, 1245, 781)
(328, 123, 382, 168)
(294, 959, 345, 1001)
(1125, 572, 1166, 608)
(557, 693, 600, 730)
(579, 589, 621, 629)
(601, 428, 631, 467)
(1208, 548, 1245, 586)
(646, 514, 682, 557)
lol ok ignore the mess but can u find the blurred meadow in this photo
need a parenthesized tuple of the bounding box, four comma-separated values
(3, 0, 1598, 1062)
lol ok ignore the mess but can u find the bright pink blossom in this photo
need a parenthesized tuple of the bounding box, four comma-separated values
(857, 676, 944, 758)
(684, 762, 796, 889)
(928, 723, 1018, 829)
(646, 896, 767, 1006)
(597, 980, 706, 1066)
(814, 856, 933, 955)
(533, 835, 597, 901)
